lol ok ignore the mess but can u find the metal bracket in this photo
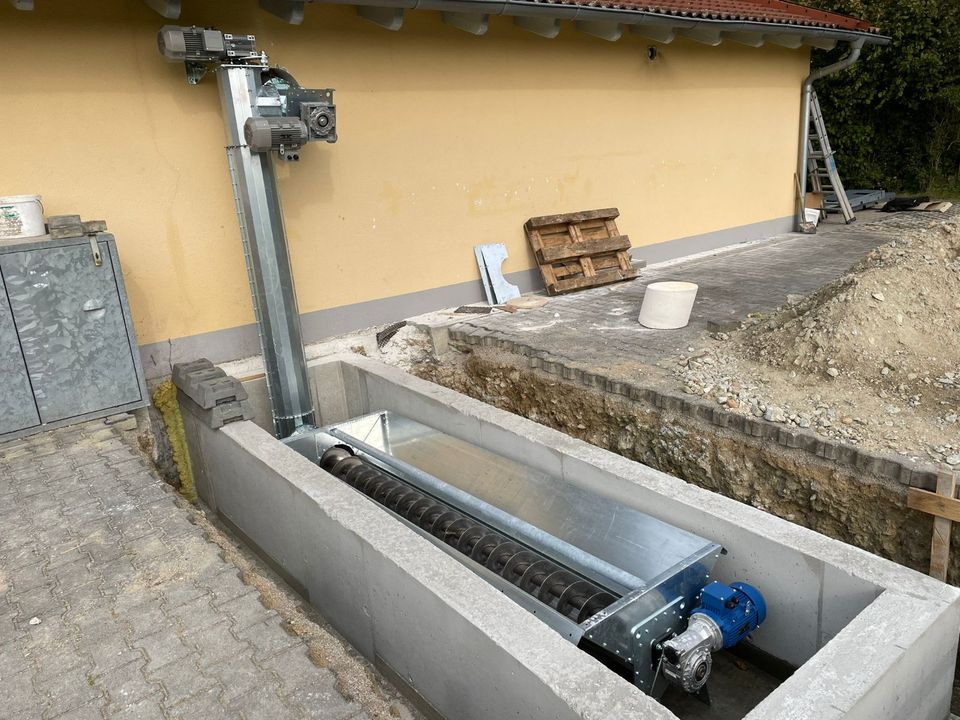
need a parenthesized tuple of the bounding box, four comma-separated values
(89, 237, 102, 267)
(725, 31, 765, 48)
(441, 11, 489, 35)
(142, 0, 181, 18)
(630, 24, 676, 44)
(766, 34, 804, 49)
(185, 61, 208, 85)
(357, 5, 405, 30)
(513, 15, 560, 39)
(259, 0, 305, 24)
(806, 36, 839, 50)
(576, 20, 623, 42)
(679, 27, 724, 46)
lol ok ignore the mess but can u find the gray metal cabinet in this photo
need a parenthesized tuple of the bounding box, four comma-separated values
(0, 271, 41, 434)
(0, 233, 146, 439)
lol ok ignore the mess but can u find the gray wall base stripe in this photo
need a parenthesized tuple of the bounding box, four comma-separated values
(140, 216, 794, 379)
(140, 268, 542, 379)
(632, 215, 794, 265)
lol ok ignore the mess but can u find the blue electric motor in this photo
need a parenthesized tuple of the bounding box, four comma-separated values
(661, 581, 767, 693)
(694, 581, 767, 648)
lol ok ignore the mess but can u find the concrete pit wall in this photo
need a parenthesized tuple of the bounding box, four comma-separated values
(417, 350, 956, 585)
(183, 355, 960, 720)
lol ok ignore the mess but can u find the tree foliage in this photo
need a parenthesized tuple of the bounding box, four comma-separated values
(802, 0, 960, 192)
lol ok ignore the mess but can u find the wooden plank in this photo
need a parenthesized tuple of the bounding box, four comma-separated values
(580, 256, 597, 278)
(527, 228, 545, 253)
(552, 262, 583, 279)
(537, 236, 631, 262)
(552, 268, 638, 294)
(525, 207, 619, 229)
(592, 254, 624, 271)
(615, 249, 632, 272)
(604, 219, 620, 237)
(908, 485, 960, 523)
(930, 470, 957, 581)
(540, 262, 558, 287)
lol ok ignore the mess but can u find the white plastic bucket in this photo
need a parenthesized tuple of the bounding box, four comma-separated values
(804, 207, 821, 226)
(0, 194, 45, 240)
(638, 281, 699, 329)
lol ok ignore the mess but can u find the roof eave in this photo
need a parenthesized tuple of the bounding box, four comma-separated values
(10, 0, 888, 47)
(305, 0, 891, 47)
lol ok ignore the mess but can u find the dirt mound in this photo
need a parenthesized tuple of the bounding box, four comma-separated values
(674, 220, 960, 464)
(740, 221, 960, 399)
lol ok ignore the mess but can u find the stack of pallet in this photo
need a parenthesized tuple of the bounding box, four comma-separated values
(524, 208, 637, 295)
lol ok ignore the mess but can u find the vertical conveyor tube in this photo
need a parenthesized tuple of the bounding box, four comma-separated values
(217, 64, 316, 438)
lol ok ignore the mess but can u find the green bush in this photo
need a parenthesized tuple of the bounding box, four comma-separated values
(803, 0, 960, 193)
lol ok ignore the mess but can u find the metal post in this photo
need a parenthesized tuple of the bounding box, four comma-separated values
(217, 64, 316, 438)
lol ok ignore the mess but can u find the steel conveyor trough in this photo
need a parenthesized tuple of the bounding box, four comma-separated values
(286, 411, 736, 698)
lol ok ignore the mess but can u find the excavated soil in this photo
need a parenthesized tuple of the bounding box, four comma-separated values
(675, 221, 960, 464)
(416, 349, 944, 579)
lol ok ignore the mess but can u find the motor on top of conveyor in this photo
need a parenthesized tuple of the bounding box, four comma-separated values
(293, 411, 767, 703)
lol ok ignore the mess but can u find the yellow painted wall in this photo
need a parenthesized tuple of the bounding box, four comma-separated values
(0, 0, 808, 348)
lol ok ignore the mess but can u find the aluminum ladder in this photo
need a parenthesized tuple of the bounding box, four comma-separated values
(806, 90, 855, 223)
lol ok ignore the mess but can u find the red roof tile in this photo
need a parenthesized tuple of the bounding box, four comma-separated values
(533, 0, 879, 33)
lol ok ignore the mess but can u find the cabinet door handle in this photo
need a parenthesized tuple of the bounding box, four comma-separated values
(82, 299, 106, 319)
(89, 236, 102, 267)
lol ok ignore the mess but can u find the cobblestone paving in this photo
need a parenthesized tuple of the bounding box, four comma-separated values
(450, 210, 959, 381)
(0, 418, 378, 719)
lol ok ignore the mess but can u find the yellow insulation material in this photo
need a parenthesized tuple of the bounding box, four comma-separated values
(151, 379, 198, 502)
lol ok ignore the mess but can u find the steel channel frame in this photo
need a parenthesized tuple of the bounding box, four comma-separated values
(294, 415, 723, 697)
(217, 64, 316, 438)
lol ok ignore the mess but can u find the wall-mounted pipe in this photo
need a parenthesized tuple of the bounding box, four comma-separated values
(795, 39, 864, 231)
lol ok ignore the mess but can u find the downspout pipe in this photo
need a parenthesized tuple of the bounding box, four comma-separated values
(796, 39, 864, 231)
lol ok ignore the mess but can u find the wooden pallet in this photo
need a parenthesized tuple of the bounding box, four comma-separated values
(524, 208, 637, 295)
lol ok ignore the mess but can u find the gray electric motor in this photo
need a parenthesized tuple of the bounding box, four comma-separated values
(158, 25, 256, 62)
(244, 117, 310, 155)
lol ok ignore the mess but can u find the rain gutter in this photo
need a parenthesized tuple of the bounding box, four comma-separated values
(795, 38, 866, 230)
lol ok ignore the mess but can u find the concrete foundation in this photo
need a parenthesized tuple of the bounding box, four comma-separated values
(181, 355, 960, 720)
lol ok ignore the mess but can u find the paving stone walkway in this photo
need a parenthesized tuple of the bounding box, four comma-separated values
(0, 418, 379, 720)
